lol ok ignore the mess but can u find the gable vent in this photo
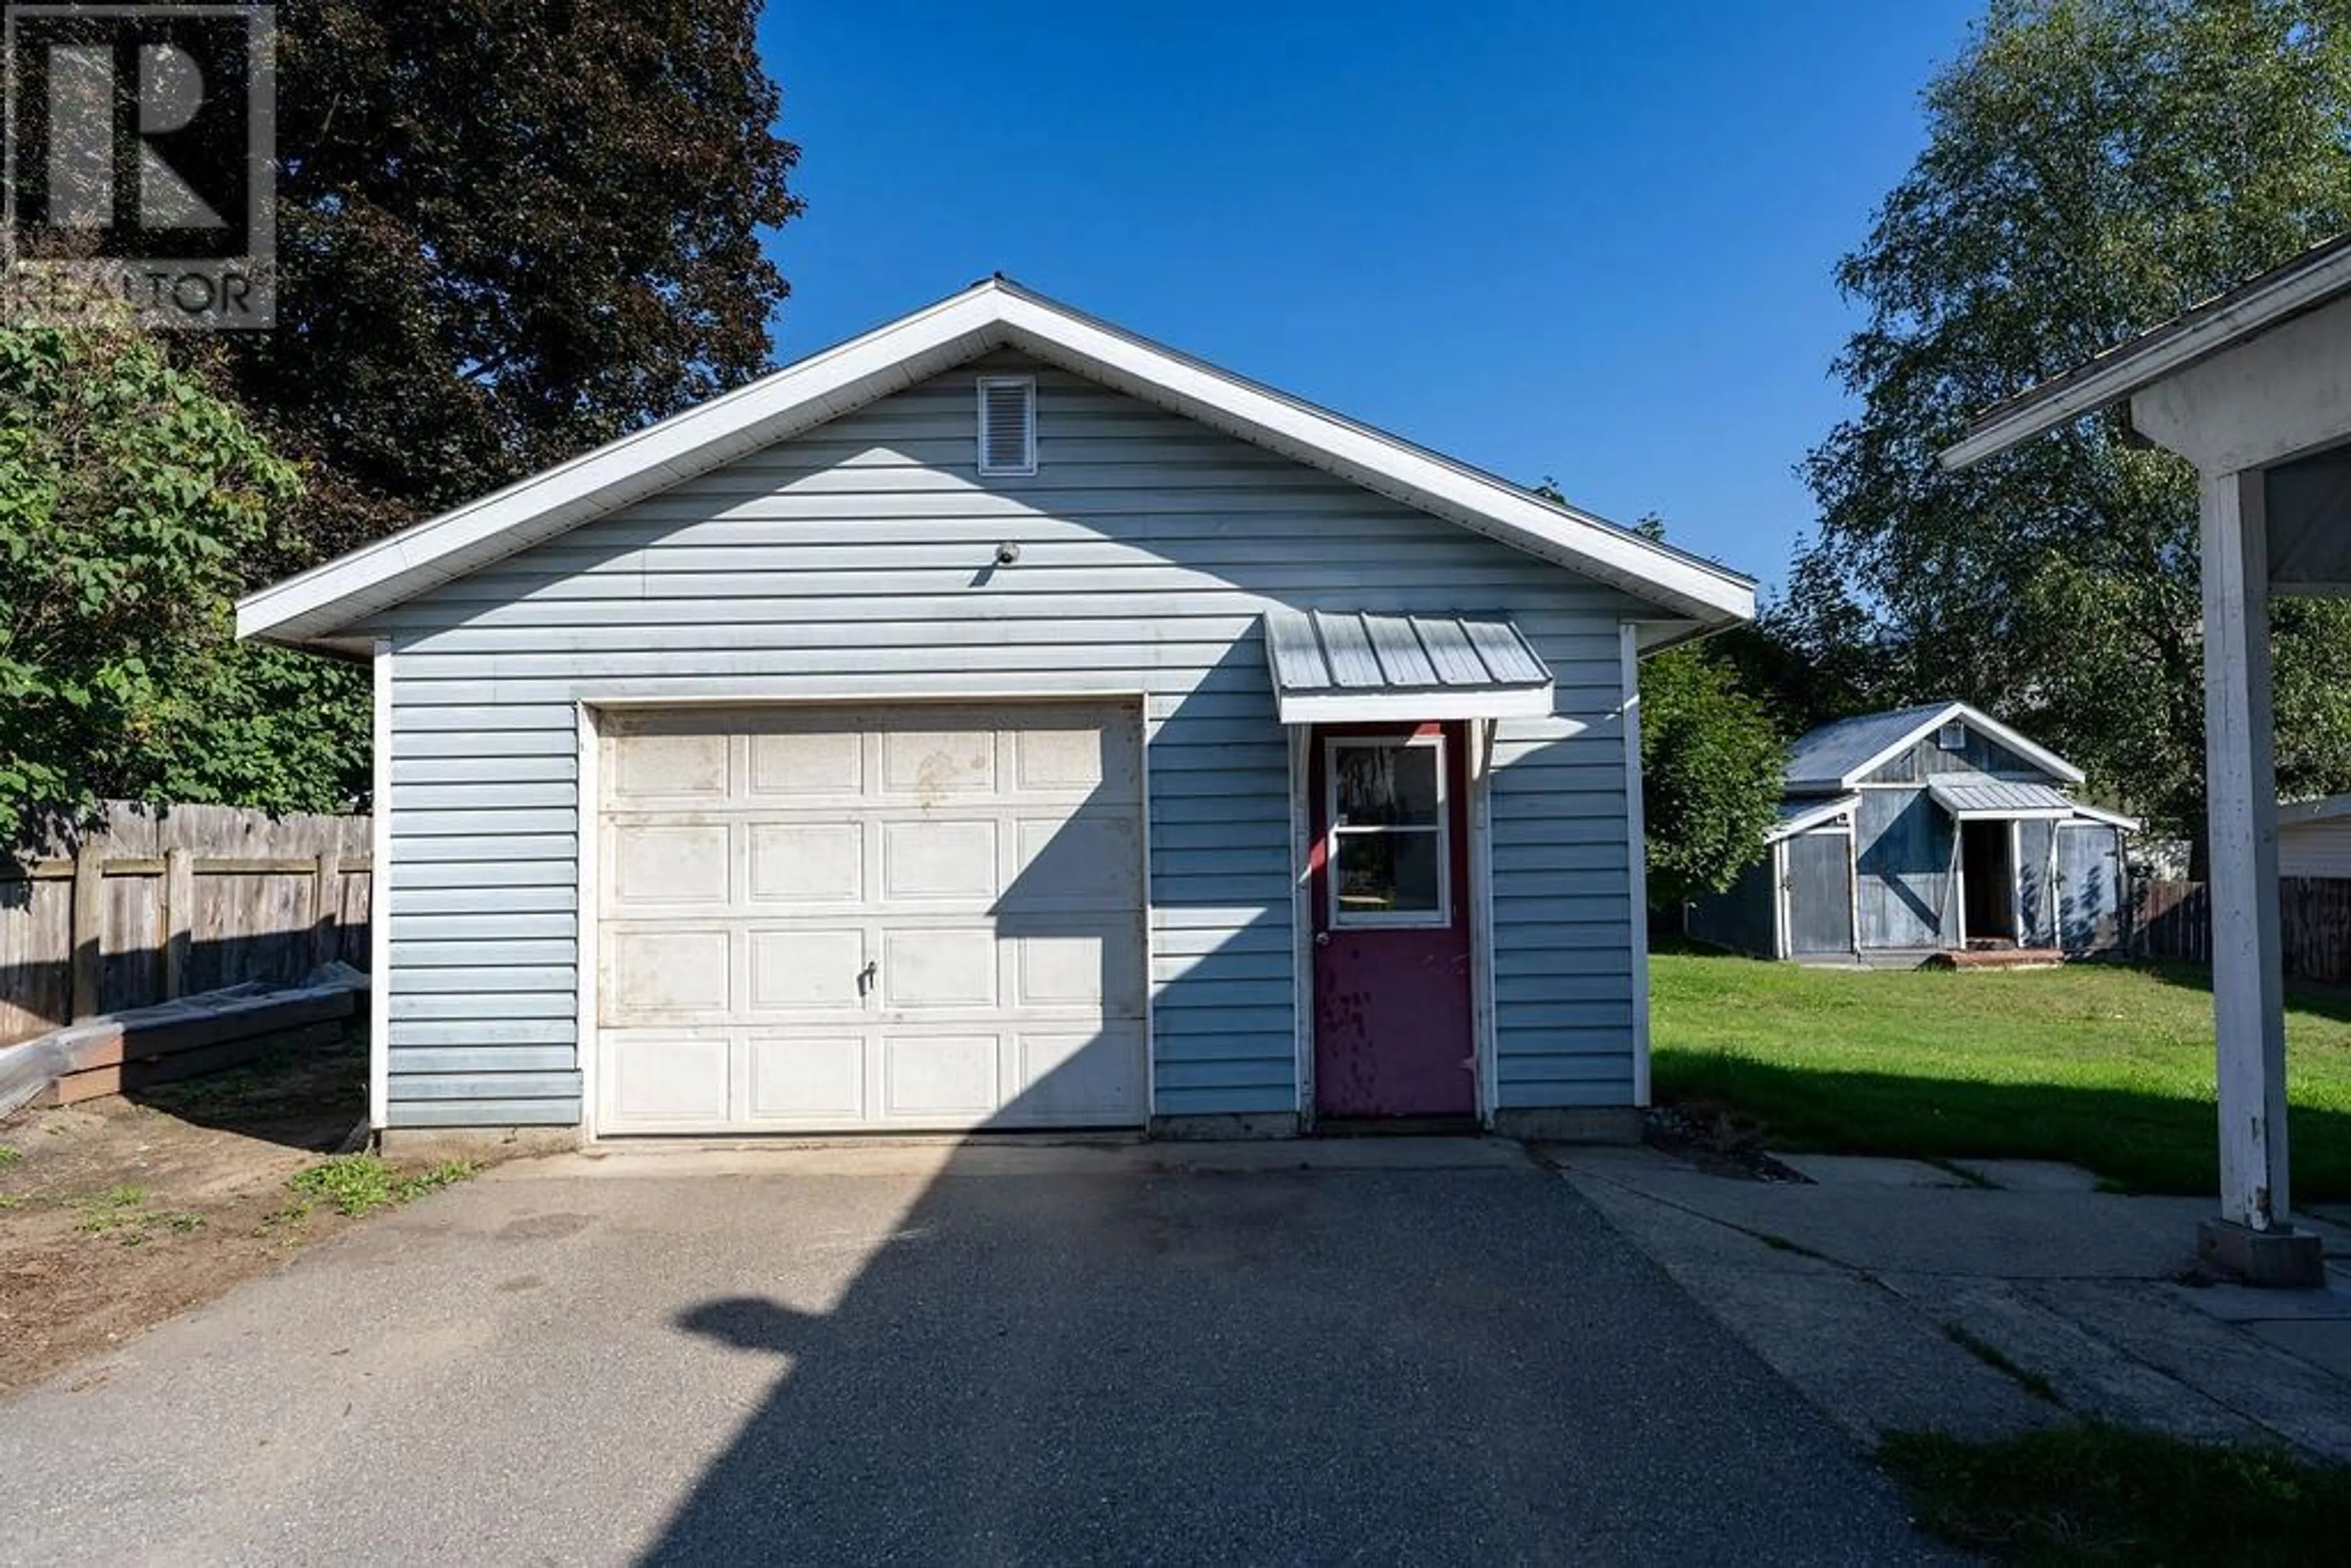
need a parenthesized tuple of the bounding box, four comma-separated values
(977, 375, 1037, 476)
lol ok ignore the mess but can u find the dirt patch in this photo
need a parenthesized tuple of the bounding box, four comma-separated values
(1642, 1103, 1810, 1183)
(0, 1024, 392, 1394)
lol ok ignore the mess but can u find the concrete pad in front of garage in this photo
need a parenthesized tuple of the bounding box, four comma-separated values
(537, 1134, 1541, 1180)
(1769, 1153, 1973, 1188)
(0, 1146, 1944, 1566)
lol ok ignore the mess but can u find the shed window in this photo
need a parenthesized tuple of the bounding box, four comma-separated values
(1936, 721, 1967, 752)
(976, 375, 1036, 476)
(1327, 737, 1450, 927)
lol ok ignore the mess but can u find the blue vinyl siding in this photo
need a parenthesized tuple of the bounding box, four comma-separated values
(361, 353, 1651, 1127)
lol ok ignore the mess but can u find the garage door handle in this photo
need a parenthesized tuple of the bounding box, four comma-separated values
(858, 960, 877, 997)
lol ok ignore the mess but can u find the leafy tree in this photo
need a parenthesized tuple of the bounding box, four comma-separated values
(26, 0, 804, 832)
(201, 0, 804, 569)
(1640, 643, 1790, 909)
(0, 324, 359, 844)
(1538, 489, 1790, 904)
(1791, 0, 2351, 848)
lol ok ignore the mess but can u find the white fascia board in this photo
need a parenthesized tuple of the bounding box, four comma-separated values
(1275, 686, 1556, 725)
(1834, 702, 2085, 789)
(1941, 236, 2351, 471)
(2068, 803, 2143, 832)
(241, 277, 1758, 647)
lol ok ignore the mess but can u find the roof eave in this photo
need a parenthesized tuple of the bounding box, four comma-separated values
(1941, 233, 2351, 471)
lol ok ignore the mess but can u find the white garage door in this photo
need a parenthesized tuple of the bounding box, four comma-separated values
(594, 703, 1148, 1134)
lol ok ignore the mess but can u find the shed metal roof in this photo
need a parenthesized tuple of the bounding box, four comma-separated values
(1261, 609, 1554, 723)
(1927, 776, 2077, 820)
(1783, 705, 1957, 792)
(1782, 700, 2085, 792)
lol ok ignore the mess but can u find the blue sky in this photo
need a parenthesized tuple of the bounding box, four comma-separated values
(759, 1, 1984, 593)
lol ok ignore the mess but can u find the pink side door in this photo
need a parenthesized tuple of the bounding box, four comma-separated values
(1309, 723, 1477, 1119)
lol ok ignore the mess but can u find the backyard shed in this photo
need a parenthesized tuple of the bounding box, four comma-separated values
(236, 279, 1755, 1144)
(1687, 702, 2134, 961)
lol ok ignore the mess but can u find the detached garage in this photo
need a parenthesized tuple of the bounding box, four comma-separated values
(237, 280, 1755, 1144)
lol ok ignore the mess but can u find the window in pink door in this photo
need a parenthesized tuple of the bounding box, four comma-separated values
(1310, 725, 1476, 1119)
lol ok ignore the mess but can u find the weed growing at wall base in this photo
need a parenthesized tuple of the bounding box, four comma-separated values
(283, 1155, 473, 1219)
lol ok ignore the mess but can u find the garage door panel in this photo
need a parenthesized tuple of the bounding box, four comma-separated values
(1013, 813, 1141, 907)
(599, 702, 1146, 1133)
(882, 1032, 1000, 1118)
(881, 819, 1000, 899)
(882, 729, 997, 796)
(1016, 1026, 1147, 1120)
(879, 927, 998, 1008)
(747, 821, 863, 903)
(608, 927, 730, 1017)
(612, 822, 731, 907)
(603, 1030, 731, 1129)
(1016, 932, 1144, 1010)
(748, 729, 863, 797)
(747, 927, 866, 1010)
(610, 731, 729, 802)
(1015, 725, 1120, 792)
(744, 1032, 865, 1121)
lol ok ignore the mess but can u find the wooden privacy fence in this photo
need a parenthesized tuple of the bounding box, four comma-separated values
(2131, 876, 2351, 981)
(1, 803, 371, 1046)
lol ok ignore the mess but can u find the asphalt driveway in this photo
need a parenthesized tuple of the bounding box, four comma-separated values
(0, 1140, 1940, 1565)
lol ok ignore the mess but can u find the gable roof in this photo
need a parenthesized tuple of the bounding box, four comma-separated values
(237, 278, 1756, 651)
(1782, 701, 2084, 793)
(1942, 232, 2351, 470)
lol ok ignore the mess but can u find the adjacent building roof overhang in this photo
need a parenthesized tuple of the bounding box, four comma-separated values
(2278, 792, 2351, 827)
(1941, 232, 2351, 471)
(1261, 609, 1554, 724)
(238, 278, 1758, 653)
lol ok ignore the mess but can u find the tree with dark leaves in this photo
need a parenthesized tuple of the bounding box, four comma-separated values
(205, 0, 803, 569)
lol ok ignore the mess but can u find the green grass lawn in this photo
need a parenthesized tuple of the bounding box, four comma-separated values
(1651, 945, 2351, 1199)
(1880, 1425, 2351, 1562)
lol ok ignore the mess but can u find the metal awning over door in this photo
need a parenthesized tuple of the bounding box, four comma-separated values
(1261, 609, 1553, 724)
(1926, 776, 2077, 820)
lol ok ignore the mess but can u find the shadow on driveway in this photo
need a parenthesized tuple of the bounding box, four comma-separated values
(639, 1153, 1937, 1563)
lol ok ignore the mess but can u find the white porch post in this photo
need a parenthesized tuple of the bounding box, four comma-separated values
(2200, 467, 2291, 1230)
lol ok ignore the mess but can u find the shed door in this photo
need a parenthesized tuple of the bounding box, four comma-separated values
(596, 703, 1147, 1134)
(2057, 823, 2124, 953)
(1783, 830, 1854, 956)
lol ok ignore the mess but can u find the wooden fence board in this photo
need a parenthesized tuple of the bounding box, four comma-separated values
(1, 803, 373, 1045)
(2131, 876, 2351, 981)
